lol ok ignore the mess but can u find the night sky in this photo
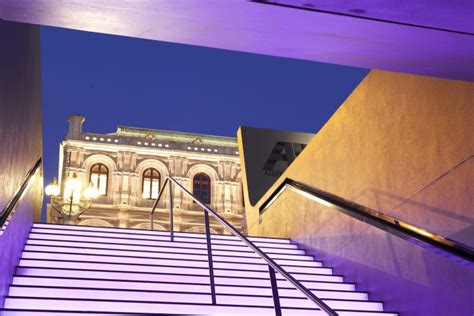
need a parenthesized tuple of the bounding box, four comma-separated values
(40, 25, 368, 219)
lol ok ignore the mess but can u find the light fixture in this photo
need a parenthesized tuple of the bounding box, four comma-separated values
(83, 182, 99, 200)
(45, 178, 60, 196)
(45, 173, 98, 225)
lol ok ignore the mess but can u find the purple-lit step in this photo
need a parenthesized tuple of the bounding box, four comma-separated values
(28, 233, 303, 254)
(21, 252, 324, 272)
(3, 297, 398, 315)
(32, 223, 291, 244)
(12, 276, 365, 298)
(4, 297, 321, 315)
(18, 257, 333, 276)
(24, 243, 313, 261)
(0, 310, 399, 316)
(23, 245, 320, 266)
(17, 261, 342, 282)
(29, 227, 295, 249)
(16, 267, 345, 289)
(7, 286, 383, 311)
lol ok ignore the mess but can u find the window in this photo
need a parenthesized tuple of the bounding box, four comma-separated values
(142, 168, 160, 200)
(193, 173, 211, 204)
(90, 163, 108, 196)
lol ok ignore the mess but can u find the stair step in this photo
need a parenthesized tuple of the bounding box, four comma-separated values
(23, 247, 320, 266)
(21, 252, 324, 272)
(12, 277, 366, 299)
(32, 223, 291, 244)
(0, 311, 399, 316)
(17, 261, 342, 282)
(19, 259, 336, 282)
(4, 297, 398, 315)
(7, 286, 383, 311)
(16, 267, 346, 288)
(28, 232, 304, 254)
(25, 243, 314, 261)
(30, 227, 296, 249)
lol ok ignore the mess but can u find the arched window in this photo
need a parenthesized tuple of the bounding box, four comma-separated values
(90, 163, 108, 196)
(193, 173, 211, 204)
(142, 168, 160, 200)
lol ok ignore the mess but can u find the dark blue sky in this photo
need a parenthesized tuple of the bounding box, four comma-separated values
(41, 26, 368, 217)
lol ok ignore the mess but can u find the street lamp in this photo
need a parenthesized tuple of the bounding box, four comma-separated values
(45, 173, 98, 224)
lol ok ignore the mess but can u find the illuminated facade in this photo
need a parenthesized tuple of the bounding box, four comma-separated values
(47, 115, 246, 234)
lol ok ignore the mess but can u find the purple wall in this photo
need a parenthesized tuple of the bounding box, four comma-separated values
(295, 208, 474, 316)
(0, 1, 473, 81)
(0, 21, 43, 307)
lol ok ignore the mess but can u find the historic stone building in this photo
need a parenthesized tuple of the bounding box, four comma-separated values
(47, 115, 246, 234)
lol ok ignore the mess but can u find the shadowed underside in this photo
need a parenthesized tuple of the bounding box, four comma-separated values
(0, 0, 473, 81)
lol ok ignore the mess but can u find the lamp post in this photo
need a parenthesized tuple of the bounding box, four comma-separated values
(45, 173, 98, 225)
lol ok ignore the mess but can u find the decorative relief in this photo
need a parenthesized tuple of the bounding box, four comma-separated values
(145, 132, 156, 140)
(192, 137, 203, 145)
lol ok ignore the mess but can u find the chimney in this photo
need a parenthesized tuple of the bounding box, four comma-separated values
(66, 114, 85, 139)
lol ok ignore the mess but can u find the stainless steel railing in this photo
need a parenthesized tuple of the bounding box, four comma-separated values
(260, 178, 474, 263)
(0, 157, 42, 230)
(150, 175, 337, 316)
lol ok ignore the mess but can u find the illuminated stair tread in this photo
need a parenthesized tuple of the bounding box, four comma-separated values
(29, 227, 295, 248)
(32, 223, 292, 244)
(24, 242, 311, 260)
(11, 278, 367, 299)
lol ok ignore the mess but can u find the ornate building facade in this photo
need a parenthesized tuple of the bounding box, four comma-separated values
(47, 115, 246, 234)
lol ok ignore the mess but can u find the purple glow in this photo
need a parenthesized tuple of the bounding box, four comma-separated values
(4, 223, 401, 314)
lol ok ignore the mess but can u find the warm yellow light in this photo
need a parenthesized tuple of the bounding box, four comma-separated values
(83, 183, 99, 200)
(64, 173, 81, 202)
(45, 178, 60, 196)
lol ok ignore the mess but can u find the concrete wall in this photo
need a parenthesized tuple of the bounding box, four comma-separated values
(0, 21, 43, 307)
(241, 70, 474, 315)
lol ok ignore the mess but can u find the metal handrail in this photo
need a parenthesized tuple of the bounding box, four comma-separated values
(260, 178, 474, 263)
(150, 175, 338, 316)
(150, 178, 172, 238)
(0, 157, 42, 229)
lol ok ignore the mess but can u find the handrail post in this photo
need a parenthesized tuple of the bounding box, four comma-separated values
(169, 180, 174, 242)
(268, 265, 282, 316)
(204, 210, 217, 305)
(150, 213, 154, 231)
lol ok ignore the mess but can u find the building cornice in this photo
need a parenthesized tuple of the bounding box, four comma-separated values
(116, 125, 238, 147)
(62, 139, 241, 162)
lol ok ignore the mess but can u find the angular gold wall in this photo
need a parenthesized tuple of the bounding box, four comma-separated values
(238, 70, 474, 315)
(243, 70, 473, 246)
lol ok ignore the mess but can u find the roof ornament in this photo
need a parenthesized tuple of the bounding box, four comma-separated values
(192, 137, 203, 145)
(145, 132, 156, 140)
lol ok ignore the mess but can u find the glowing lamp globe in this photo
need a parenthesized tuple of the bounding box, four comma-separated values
(84, 183, 99, 200)
(45, 178, 60, 196)
(64, 173, 82, 202)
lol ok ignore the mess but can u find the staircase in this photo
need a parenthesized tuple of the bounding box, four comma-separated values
(1, 223, 398, 316)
